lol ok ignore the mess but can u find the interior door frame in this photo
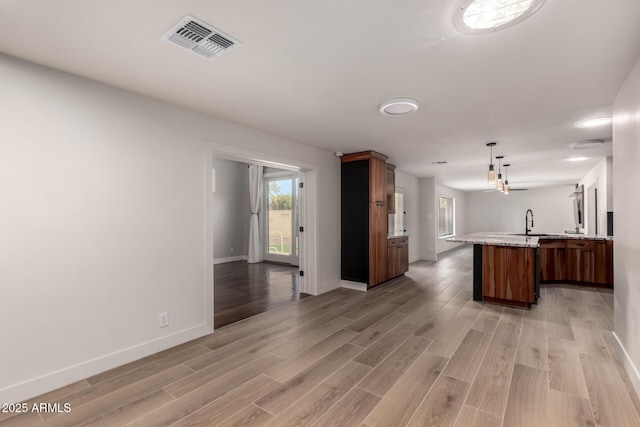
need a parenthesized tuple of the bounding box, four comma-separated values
(203, 140, 318, 333)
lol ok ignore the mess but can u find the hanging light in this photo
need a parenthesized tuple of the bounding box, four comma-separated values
(487, 142, 496, 184)
(495, 155, 504, 191)
(503, 164, 510, 194)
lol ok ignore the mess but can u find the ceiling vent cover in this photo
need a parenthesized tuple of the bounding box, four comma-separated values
(162, 15, 240, 60)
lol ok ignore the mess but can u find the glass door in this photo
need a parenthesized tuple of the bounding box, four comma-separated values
(264, 173, 299, 265)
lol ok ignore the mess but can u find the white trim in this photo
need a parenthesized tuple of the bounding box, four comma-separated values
(437, 194, 455, 238)
(611, 332, 640, 399)
(0, 324, 208, 404)
(204, 151, 215, 335)
(214, 255, 248, 265)
(340, 280, 368, 292)
(301, 170, 318, 295)
(207, 140, 316, 172)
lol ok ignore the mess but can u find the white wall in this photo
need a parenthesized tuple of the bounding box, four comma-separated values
(579, 157, 609, 235)
(612, 54, 640, 397)
(395, 171, 419, 263)
(417, 180, 467, 259)
(435, 184, 467, 254)
(606, 156, 614, 212)
(212, 158, 250, 263)
(418, 178, 437, 261)
(465, 185, 575, 234)
(0, 53, 341, 402)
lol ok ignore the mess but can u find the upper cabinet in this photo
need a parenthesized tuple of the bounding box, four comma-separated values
(386, 164, 396, 214)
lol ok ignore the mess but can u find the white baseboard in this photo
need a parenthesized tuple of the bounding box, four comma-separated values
(340, 280, 368, 292)
(0, 324, 209, 404)
(316, 280, 340, 295)
(611, 332, 640, 399)
(213, 255, 247, 265)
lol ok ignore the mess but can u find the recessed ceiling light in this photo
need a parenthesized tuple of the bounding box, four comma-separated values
(570, 139, 605, 149)
(453, 0, 545, 34)
(379, 98, 419, 116)
(566, 157, 589, 162)
(575, 117, 612, 128)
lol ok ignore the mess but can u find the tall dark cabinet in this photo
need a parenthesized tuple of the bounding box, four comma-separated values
(341, 151, 389, 288)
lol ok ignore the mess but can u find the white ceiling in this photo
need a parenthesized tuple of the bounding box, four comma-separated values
(1, 0, 639, 190)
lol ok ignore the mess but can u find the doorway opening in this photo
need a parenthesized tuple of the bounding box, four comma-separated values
(206, 142, 318, 331)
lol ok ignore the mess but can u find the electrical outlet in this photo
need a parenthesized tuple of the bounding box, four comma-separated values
(230, 247, 234, 253)
(158, 312, 169, 328)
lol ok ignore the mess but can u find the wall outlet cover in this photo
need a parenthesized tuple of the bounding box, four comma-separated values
(158, 312, 169, 328)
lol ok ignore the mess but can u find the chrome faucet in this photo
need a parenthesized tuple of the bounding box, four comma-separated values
(525, 209, 534, 235)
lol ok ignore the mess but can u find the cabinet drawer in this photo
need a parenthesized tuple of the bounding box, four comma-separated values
(387, 237, 408, 247)
(539, 239, 566, 249)
(566, 240, 595, 251)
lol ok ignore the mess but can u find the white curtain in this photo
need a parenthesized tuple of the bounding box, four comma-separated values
(247, 164, 264, 263)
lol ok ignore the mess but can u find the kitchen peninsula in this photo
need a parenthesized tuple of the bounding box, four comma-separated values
(449, 232, 613, 308)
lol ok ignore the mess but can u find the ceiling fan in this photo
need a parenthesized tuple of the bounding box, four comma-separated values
(482, 187, 528, 193)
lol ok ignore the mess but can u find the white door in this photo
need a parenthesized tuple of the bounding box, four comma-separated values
(264, 173, 300, 265)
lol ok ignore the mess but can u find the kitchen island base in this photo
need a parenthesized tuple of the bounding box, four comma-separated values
(473, 244, 539, 308)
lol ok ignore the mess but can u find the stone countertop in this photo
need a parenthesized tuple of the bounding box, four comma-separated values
(533, 233, 613, 241)
(448, 232, 539, 248)
(387, 233, 410, 239)
(448, 232, 613, 248)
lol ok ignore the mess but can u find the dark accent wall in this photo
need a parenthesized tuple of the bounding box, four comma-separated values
(341, 160, 369, 282)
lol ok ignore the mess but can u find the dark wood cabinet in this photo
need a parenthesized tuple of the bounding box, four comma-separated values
(566, 240, 595, 283)
(386, 163, 396, 214)
(341, 151, 389, 288)
(387, 236, 408, 280)
(593, 240, 613, 285)
(540, 238, 612, 287)
(482, 245, 535, 307)
(539, 239, 566, 282)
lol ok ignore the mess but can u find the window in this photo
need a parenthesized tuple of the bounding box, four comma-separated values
(438, 196, 454, 237)
(388, 188, 406, 236)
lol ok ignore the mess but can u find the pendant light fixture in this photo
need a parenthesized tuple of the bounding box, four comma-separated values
(495, 155, 504, 191)
(503, 164, 510, 194)
(487, 142, 496, 184)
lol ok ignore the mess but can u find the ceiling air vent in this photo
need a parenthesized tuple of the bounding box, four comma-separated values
(162, 15, 240, 60)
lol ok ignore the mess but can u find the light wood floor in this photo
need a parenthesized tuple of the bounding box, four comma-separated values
(3, 247, 639, 427)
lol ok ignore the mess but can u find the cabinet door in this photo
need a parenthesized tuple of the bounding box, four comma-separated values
(593, 240, 613, 285)
(483, 245, 535, 303)
(386, 246, 398, 280)
(368, 157, 388, 287)
(400, 243, 409, 274)
(369, 202, 387, 286)
(567, 240, 595, 283)
(386, 165, 395, 214)
(539, 240, 566, 282)
(370, 158, 387, 203)
(505, 247, 535, 303)
(482, 246, 506, 299)
(386, 238, 409, 280)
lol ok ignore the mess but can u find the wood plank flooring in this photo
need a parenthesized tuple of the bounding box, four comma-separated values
(3, 247, 640, 426)
(214, 261, 300, 328)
